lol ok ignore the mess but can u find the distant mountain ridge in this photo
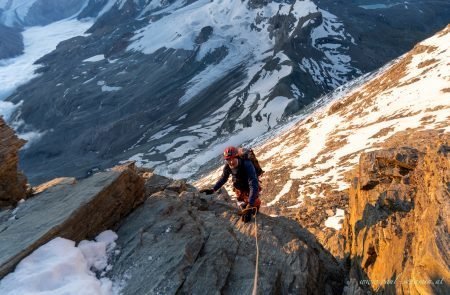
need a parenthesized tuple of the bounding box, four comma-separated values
(1, 0, 449, 184)
(0, 0, 88, 27)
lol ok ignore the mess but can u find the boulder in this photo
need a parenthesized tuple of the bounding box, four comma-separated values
(343, 142, 450, 294)
(0, 118, 28, 208)
(0, 163, 144, 278)
(142, 172, 172, 196)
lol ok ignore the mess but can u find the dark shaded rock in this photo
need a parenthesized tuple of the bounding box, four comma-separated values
(109, 183, 344, 294)
(77, 0, 109, 19)
(165, 179, 187, 193)
(0, 163, 144, 278)
(0, 25, 23, 59)
(194, 26, 213, 44)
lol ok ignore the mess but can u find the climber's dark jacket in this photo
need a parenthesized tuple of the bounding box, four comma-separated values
(213, 158, 259, 206)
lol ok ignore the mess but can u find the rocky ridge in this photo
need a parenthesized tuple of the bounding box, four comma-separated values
(1, 122, 449, 294)
(0, 119, 345, 293)
(193, 26, 450, 293)
(0, 166, 344, 293)
(197, 24, 450, 210)
(108, 171, 344, 294)
(342, 131, 450, 294)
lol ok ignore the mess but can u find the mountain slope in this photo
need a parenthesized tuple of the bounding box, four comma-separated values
(1, 0, 449, 184)
(0, 0, 88, 27)
(196, 25, 450, 210)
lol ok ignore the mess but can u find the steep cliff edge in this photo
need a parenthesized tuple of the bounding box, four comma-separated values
(0, 118, 28, 208)
(343, 131, 450, 294)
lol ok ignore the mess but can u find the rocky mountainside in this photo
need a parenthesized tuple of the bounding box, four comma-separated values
(0, 25, 449, 292)
(196, 25, 450, 290)
(0, 162, 344, 294)
(342, 132, 450, 294)
(197, 24, 450, 211)
(0, 0, 88, 27)
(1, 0, 448, 184)
(0, 130, 447, 294)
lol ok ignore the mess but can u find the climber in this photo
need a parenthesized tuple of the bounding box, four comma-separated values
(200, 146, 261, 223)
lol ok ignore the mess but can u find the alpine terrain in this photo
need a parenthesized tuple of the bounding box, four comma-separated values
(0, 1, 449, 295)
(0, 0, 448, 184)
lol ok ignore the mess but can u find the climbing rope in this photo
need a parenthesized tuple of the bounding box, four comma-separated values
(236, 205, 260, 295)
(252, 208, 259, 295)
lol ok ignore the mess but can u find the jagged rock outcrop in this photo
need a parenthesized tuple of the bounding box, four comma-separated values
(0, 118, 28, 208)
(108, 172, 345, 294)
(343, 134, 450, 294)
(0, 162, 144, 278)
(294, 191, 348, 260)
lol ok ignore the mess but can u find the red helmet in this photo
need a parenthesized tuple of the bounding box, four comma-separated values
(223, 146, 238, 159)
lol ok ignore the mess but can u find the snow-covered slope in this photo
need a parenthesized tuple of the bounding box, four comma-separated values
(109, 0, 359, 178)
(1, 0, 448, 184)
(196, 25, 450, 208)
(0, 18, 93, 147)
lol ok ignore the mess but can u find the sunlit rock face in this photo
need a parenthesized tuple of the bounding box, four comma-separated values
(343, 131, 450, 294)
(0, 118, 28, 208)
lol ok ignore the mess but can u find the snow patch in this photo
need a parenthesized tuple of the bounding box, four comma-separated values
(102, 85, 122, 92)
(267, 180, 292, 206)
(83, 54, 105, 62)
(324, 208, 345, 230)
(0, 230, 121, 295)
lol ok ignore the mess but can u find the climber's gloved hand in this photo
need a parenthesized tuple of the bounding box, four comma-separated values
(199, 188, 215, 195)
(245, 203, 257, 215)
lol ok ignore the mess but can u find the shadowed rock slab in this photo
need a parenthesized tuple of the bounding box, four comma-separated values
(0, 163, 144, 278)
